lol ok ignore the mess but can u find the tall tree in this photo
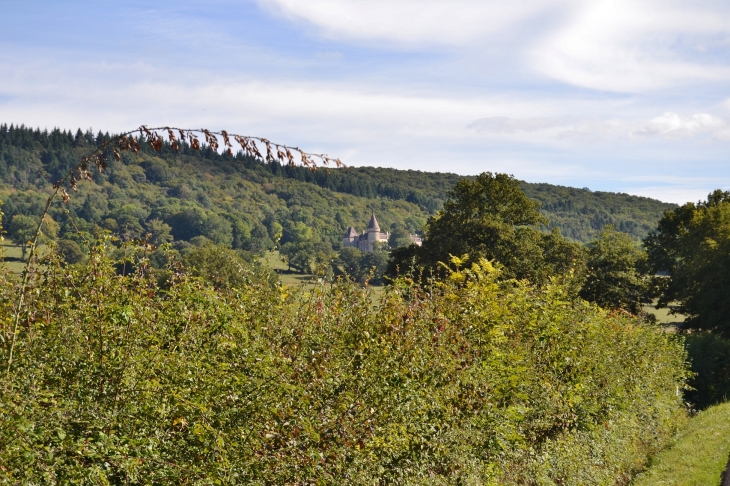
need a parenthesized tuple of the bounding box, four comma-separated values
(8, 214, 37, 258)
(580, 225, 651, 314)
(389, 172, 584, 286)
(388, 224, 413, 249)
(644, 190, 730, 335)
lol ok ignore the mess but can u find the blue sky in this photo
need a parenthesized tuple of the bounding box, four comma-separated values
(1, 0, 729, 203)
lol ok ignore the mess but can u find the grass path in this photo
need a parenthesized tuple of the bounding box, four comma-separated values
(632, 401, 730, 485)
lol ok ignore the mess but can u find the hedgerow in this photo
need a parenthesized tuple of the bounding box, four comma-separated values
(1, 242, 688, 484)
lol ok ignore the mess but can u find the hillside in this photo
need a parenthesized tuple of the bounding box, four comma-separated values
(278, 165, 676, 242)
(0, 124, 676, 250)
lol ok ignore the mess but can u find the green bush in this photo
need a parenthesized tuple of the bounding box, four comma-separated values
(0, 245, 689, 484)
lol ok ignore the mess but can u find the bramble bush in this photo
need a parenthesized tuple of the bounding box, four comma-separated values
(1, 239, 689, 484)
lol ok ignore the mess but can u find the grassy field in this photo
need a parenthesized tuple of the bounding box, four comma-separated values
(0, 242, 27, 274)
(260, 251, 322, 288)
(632, 401, 730, 485)
(642, 300, 685, 330)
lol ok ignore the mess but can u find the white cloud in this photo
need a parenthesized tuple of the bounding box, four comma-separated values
(469, 112, 730, 142)
(468, 116, 628, 140)
(258, 0, 730, 93)
(255, 0, 565, 47)
(531, 0, 730, 92)
(634, 112, 728, 139)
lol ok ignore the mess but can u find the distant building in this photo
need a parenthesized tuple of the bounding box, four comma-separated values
(342, 213, 422, 252)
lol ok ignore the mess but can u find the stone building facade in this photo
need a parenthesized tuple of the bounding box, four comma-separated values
(342, 213, 423, 252)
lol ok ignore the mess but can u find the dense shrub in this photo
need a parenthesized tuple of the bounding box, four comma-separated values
(0, 244, 688, 484)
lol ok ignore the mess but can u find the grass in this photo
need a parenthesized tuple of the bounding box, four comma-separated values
(1, 242, 27, 274)
(260, 251, 320, 289)
(632, 401, 730, 485)
(642, 299, 685, 333)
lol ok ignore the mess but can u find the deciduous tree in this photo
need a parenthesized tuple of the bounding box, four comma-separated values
(389, 172, 585, 286)
(645, 190, 730, 335)
(8, 214, 37, 258)
(580, 225, 650, 314)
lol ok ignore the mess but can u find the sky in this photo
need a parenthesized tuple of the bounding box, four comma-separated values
(1, 1, 729, 204)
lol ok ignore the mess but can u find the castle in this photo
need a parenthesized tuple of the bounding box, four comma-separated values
(342, 213, 422, 252)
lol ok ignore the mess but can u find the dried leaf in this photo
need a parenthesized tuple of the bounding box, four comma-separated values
(221, 130, 232, 148)
(250, 140, 262, 159)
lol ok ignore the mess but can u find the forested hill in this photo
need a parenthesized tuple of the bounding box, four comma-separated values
(275, 165, 676, 242)
(0, 124, 675, 248)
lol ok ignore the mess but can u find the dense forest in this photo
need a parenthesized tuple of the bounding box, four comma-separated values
(0, 124, 674, 256)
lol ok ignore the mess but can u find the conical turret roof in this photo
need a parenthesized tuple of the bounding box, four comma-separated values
(367, 212, 380, 232)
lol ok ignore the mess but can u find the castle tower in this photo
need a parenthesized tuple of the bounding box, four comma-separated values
(366, 212, 380, 252)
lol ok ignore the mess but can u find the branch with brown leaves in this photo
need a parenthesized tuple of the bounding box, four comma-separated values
(56, 126, 345, 206)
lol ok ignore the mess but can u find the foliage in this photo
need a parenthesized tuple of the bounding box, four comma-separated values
(55, 239, 86, 265)
(0, 124, 431, 261)
(522, 183, 676, 242)
(579, 225, 652, 314)
(389, 173, 587, 287)
(0, 242, 689, 484)
(388, 223, 413, 249)
(182, 244, 277, 290)
(333, 245, 389, 285)
(7, 214, 37, 258)
(266, 164, 676, 242)
(644, 190, 730, 336)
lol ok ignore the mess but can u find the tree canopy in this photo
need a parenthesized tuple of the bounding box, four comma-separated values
(389, 172, 586, 286)
(580, 225, 651, 314)
(645, 190, 730, 336)
(0, 124, 675, 258)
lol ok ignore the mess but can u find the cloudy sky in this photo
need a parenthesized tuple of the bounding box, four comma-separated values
(1, 1, 729, 203)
